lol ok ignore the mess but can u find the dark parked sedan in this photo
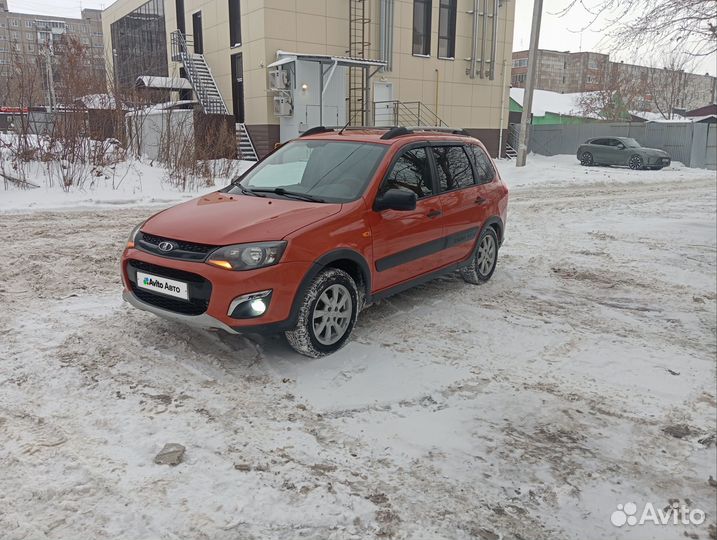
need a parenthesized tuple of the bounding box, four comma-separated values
(577, 137, 671, 170)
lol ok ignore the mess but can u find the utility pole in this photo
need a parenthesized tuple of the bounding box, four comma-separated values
(515, 0, 543, 167)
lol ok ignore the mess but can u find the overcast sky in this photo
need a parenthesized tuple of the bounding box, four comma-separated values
(8, 0, 716, 75)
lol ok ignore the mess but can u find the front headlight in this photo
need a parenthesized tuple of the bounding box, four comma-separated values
(126, 221, 145, 248)
(206, 241, 287, 271)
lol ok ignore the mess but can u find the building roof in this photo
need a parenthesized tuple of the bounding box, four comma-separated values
(269, 51, 386, 68)
(510, 88, 584, 117)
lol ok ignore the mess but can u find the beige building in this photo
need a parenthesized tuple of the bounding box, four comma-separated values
(103, 0, 516, 157)
(0, 2, 105, 105)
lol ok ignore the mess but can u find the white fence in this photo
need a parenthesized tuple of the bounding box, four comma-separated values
(527, 122, 717, 170)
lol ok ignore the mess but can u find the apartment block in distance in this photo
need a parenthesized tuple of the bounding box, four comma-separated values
(0, 1, 105, 105)
(102, 0, 517, 158)
(511, 49, 717, 113)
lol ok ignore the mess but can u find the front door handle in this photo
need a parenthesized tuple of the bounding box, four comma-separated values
(427, 209, 442, 218)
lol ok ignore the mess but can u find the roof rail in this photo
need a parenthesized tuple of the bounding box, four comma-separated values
(405, 126, 471, 136)
(380, 127, 413, 140)
(299, 126, 333, 137)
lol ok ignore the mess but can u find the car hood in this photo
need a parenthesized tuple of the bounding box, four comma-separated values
(638, 147, 670, 158)
(143, 191, 342, 245)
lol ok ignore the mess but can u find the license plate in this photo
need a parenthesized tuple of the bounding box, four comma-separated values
(136, 271, 189, 300)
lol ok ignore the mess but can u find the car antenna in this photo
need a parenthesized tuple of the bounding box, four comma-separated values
(337, 118, 351, 135)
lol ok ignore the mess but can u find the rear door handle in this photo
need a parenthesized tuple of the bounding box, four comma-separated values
(474, 196, 487, 205)
(427, 209, 442, 218)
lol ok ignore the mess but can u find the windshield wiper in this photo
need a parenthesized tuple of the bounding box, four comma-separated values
(250, 187, 326, 203)
(235, 184, 265, 197)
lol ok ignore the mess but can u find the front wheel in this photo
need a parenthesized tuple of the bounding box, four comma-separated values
(629, 155, 644, 170)
(460, 227, 499, 285)
(285, 268, 359, 357)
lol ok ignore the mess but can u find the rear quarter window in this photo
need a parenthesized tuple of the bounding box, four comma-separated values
(466, 144, 495, 184)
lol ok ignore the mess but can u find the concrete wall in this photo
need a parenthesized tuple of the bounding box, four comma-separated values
(528, 121, 717, 170)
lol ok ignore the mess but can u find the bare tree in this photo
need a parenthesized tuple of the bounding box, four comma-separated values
(578, 64, 649, 120)
(558, 0, 717, 57)
(646, 54, 699, 119)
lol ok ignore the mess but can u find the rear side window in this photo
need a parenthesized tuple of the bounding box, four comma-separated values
(432, 146, 474, 191)
(383, 147, 433, 198)
(466, 145, 495, 184)
(591, 138, 608, 146)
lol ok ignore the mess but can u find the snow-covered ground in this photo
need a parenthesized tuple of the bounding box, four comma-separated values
(1, 156, 715, 539)
(0, 158, 253, 212)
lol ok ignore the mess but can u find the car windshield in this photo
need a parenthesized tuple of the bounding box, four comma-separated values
(227, 140, 388, 203)
(621, 138, 641, 148)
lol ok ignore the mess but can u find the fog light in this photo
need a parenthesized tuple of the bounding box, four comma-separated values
(250, 298, 266, 315)
(228, 290, 272, 319)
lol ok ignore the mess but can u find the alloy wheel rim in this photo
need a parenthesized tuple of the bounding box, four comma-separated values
(630, 156, 641, 169)
(477, 235, 497, 276)
(581, 152, 592, 165)
(312, 284, 353, 346)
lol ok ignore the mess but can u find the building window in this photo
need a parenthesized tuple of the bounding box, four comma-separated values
(512, 58, 528, 68)
(588, 59, 598, 70)
(10, 19, 18, 27)
(229, 0, 241, 46)
(412, 0, 431, 56)
(110, 0, 169, 89)
(25, 20, 33, 28)
(27, 44, 34, 52)
(175, 0, 185, 33)
(26, 32, 33, 40)
(438, 0, 456, 58)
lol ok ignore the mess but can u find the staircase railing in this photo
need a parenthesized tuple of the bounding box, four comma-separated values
(170, 30, 228, 115)
(372, 100, 447, 127)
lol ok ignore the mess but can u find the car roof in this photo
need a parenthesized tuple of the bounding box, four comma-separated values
(296, 127, 482, 147)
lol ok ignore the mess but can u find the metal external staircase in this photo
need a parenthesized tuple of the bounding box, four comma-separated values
(505, 123, 520, 159)
(348, 0, 370, 125)
(170, 31, 228, 116)
(236, 123, 258, 161)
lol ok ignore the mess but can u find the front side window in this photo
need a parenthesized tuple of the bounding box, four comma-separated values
(438, 0, 456, 58)
(383, 147, 433, 198)
(412, 0, 432, 56)
(432, 146, 474, 191)
(466, 145, 495, 184)
(231, 140, 387, 203)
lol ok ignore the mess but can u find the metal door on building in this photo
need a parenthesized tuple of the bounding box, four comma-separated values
(231, 53, 245, 123)
(374, 82, 395, 126)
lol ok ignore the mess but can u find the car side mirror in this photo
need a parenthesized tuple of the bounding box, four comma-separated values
(374, 189, 417, 212)
(617, 144, 625, 150)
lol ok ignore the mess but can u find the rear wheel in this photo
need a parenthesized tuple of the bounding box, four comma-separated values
(629, 155, 644, 170)
(580, 151, 594, 166)
(284, 268, 359, 357)
(460, 228, 499, 285)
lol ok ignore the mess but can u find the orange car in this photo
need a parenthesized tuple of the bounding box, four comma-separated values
(121, 126, 509, 357)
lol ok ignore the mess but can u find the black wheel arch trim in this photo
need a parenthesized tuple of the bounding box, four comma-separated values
(481, 216, 504, 246)
(232, 248, 371, 334)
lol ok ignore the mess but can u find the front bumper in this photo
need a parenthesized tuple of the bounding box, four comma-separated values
(121, 247, 313, 333)
(123, 289, 239, 333)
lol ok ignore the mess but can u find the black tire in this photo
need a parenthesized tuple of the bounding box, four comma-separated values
(650, 166, 663, 171)
(460, 227, 499, 285)
(284, 268, 359, 358)
(629, 154, 644, 170)
(580, 151, 594, 166)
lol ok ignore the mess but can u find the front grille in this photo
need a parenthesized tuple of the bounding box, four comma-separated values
(136, 232, 217, 261)
(126, 259, 211, 316)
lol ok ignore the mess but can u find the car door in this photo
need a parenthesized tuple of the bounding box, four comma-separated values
(603, 138, 625, 165)
(431, 143, 483, 263)
(590, 138, 609, 162)
(368, 145, 446, 291)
